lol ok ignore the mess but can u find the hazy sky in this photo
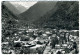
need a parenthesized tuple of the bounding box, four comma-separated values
(9, 2, 37, 13)
(10, 2, 37, 9)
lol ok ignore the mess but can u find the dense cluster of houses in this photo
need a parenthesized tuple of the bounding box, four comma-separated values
(2, 28, 79, 54)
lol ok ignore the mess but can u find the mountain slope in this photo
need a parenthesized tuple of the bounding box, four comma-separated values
(34, 1, 79, 30)
(3, 1, 20, 15)
(19, 1, 57, 22)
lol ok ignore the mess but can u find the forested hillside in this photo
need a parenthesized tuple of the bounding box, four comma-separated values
(2, 3, 19, 42)
(33, 1, 79, 30)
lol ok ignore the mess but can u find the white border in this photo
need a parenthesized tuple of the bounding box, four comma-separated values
(0, 0, 79, 55)
(0, 0, 79, 1)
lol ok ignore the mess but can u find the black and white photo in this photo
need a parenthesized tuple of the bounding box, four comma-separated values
(1, 1, 79, 54)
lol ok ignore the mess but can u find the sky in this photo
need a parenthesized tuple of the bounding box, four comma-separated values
(10, 2, 37, 9)
(9, 2, 37, 13)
